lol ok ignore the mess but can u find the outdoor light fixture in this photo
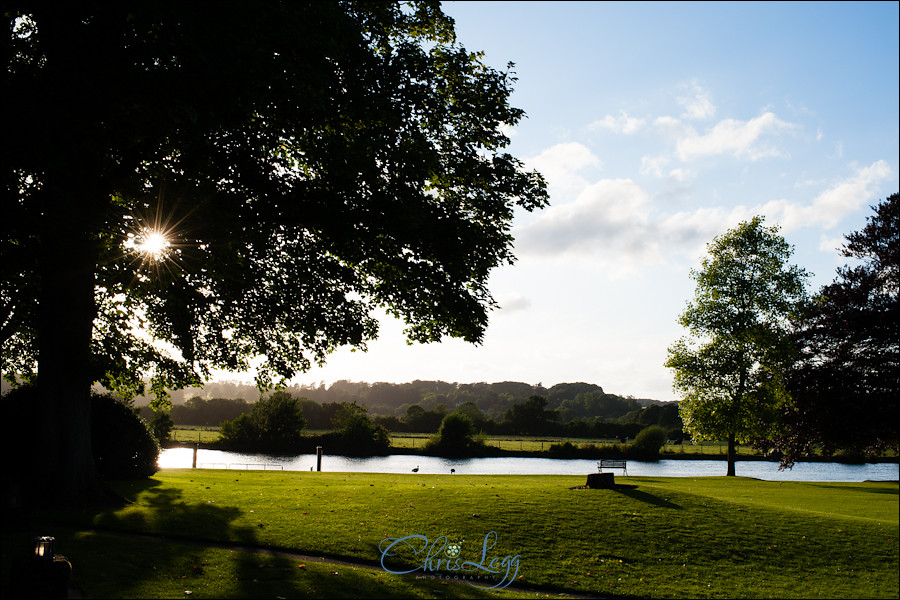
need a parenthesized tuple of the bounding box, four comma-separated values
(10, 535, 71, 598)
(33, 536, 55, 560)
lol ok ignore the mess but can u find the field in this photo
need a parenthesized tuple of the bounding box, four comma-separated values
(173, 426, 764, 455)
(390, 433, 764, 455)
(4, 470, 896, 598)
(171, 426, 222, 444)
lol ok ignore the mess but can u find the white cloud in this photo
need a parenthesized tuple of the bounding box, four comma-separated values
(817, 233, 845, 254)
(515, 178, 734, 272)
(640, 154, 670, 177)
(762, 160, 893, 231)
(516, 178, 651, 258)
(675, 112, 797, 161)
(518, 158, 893, 272)
(496, 293, 532, 315)
(678, 81, 716, 120)
(668, 168, 691, 182)
(588, 111, 646, 134)
(653, 115, 691, 140)
(525, 142, 602, 193)
(499, 123, 518, 138)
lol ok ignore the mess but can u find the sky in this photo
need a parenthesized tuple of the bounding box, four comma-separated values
(274, 1, 899, 401)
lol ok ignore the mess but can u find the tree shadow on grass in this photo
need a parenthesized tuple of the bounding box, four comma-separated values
(611, 486, 684, 510)
(42, 477, 518, 599)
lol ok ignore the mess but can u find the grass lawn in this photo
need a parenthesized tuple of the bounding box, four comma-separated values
(7, 471, 895, 598)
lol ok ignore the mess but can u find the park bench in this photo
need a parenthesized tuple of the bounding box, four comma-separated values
(597, 458, 627, 476)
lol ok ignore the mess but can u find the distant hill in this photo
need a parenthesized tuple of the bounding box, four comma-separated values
(2, 378, 671, 418)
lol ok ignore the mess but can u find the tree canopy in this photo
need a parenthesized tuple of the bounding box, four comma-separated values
(1, 1, 547, 503)
(666, 217, 810, 475)
(769, 194, 899, 465)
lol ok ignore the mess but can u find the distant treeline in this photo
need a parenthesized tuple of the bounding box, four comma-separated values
(138, 380, 684, 440)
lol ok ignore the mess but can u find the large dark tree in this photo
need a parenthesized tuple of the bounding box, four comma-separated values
(766, 194, 899, 466)
(1, 2, 547, 504)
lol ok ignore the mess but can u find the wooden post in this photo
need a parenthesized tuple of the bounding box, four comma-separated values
(192, 444, 198, 469)
(316, 446, 322, 472)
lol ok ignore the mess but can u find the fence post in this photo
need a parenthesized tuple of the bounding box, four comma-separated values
(192, 444, 198, 469)
(316, 446, 323, 472)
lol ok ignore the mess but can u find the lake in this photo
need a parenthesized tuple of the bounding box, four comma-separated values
(158, 448, 899, 482)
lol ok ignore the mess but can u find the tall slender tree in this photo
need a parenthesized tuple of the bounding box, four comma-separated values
(1, 2, 547, 504)
(666, 217, 810, 475)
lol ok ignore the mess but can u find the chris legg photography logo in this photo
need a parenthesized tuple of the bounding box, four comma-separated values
(379, 531, 520, 590)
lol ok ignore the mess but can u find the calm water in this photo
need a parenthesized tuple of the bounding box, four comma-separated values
(158, 448, 899, 482)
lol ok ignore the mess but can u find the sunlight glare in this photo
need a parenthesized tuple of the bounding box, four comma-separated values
(128, 229, 171, 261)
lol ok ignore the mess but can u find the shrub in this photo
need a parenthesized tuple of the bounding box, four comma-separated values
(0, 386, 158, 483)
(547, 441, 580, 458)
(219, 413, 259, 444)
(91, 392, 160, 478)
(629, 425, 668, 459)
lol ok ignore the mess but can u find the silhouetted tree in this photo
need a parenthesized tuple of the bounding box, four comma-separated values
(1, 2, 547, 503)
(332, 402, 390, 456)
(767, 194, 899, 465)
(219, 391, 306, 452)
(148, 410, 175, 444)
(427, 413, 482, 457)
(666, 217, 810, 476)
(503, 395, 558, 435)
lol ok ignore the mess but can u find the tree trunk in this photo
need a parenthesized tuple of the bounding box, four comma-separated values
(32, 188, 105, 506)
(27, 7, 112, 506)
(726, 433, 736, 476)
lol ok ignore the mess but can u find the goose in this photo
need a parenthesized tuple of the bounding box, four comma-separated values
(411, 466, 419, 473)
(450, 468, 456, 474)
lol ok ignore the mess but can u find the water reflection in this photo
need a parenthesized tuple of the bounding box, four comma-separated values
(158, 448, 899, 482)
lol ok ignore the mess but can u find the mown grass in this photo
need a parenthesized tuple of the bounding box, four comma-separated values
(15, 470, 897, 599)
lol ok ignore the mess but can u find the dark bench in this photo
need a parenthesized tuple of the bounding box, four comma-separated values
(597, 459, 627, 476)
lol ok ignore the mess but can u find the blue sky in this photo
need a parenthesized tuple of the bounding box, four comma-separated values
(279, 1, 899, 401)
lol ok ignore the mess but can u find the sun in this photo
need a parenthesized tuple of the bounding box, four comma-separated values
(126, 229, 171, 261)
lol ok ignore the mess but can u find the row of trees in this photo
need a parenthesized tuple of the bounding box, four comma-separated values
(211, 392, 671, 459)
(130, 379, 660, 423)
(668, 195, 898, 475)
(215, 392, 390, 456)
(144, 391, 681, 439)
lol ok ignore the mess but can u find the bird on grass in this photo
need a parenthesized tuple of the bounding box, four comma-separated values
(411, 466, 419, 473)
(450, 468, 455, 474)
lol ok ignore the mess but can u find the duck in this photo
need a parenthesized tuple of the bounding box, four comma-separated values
(411, 466, 419, 473)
